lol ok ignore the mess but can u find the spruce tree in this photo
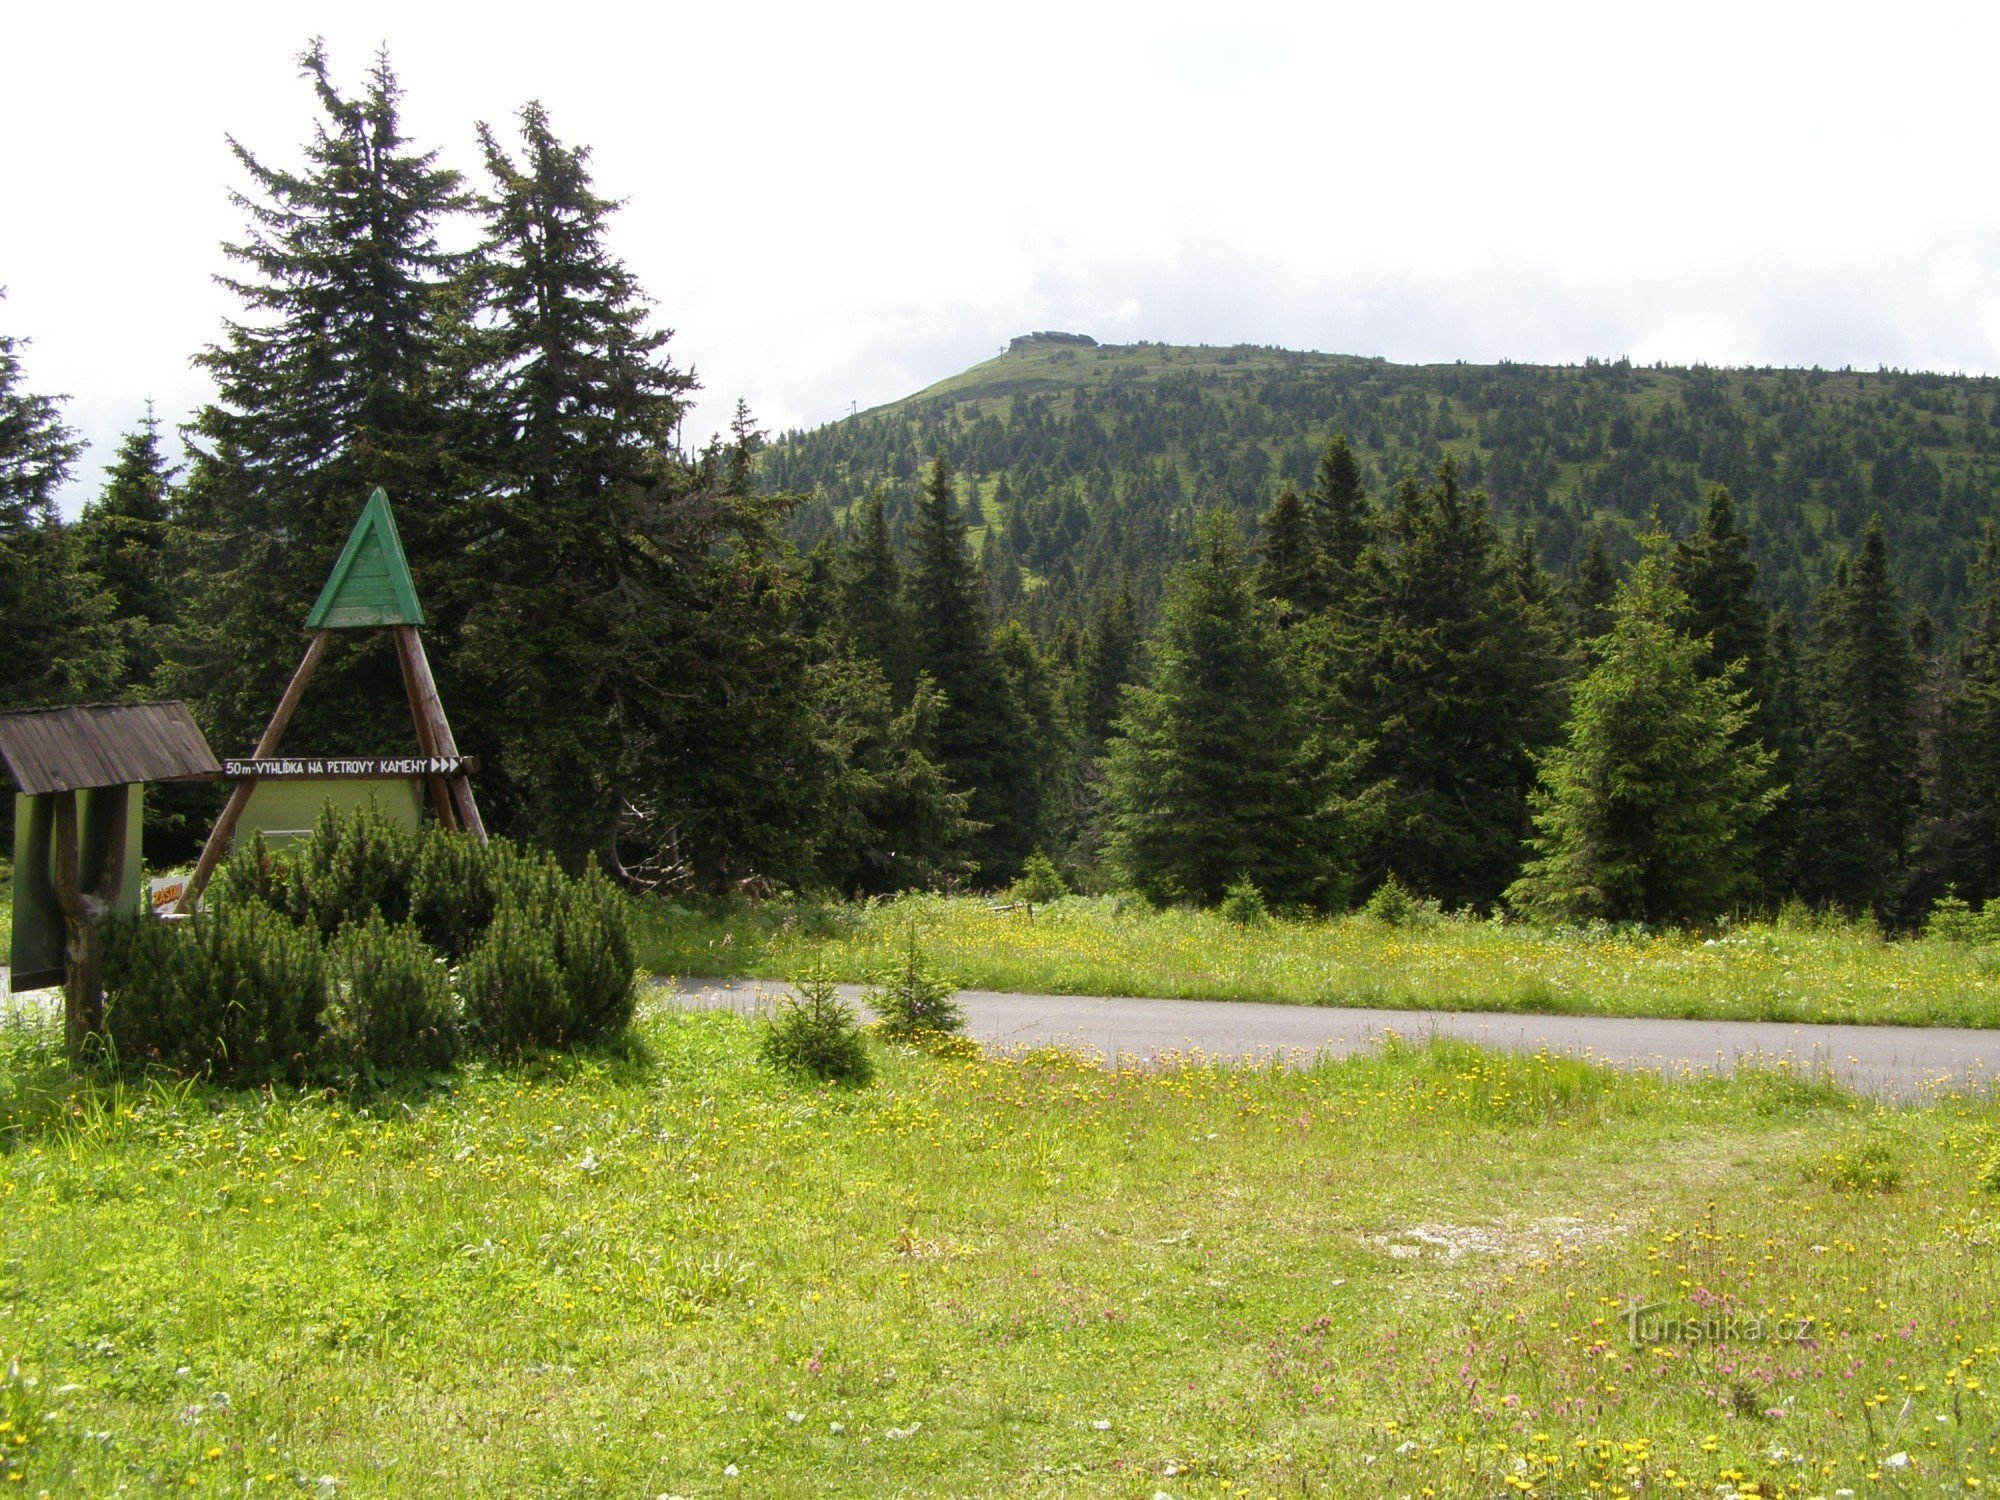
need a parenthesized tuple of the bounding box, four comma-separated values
(818, 659, 977, 894)
(1671, 486, 1769, 694)
(0, 313, 120, 712)
(1669, 484, 1782, 893)
(1104, 511, 1323, 906)
(1507, 538, 1778, 925)
(1334, 458, 1570, 908)
(1912, 522, 2000, 905)
(457, 98, 697, 865)
(1758, 608, 1808, 889)
(1309, 433, 1370, 582)
(1508, 526, 1560, 613)
(1255, 480, 1316, 615)
(906, 453, 1036, 879)
(75, 406, 180, 690)
(1794, 518, 1919, 912)
(1570, 523, 1619, 646)
(171, 42, 472, 755)
(1076, 577, 1138, 746)
(834, 489, 915, 699)
(992, 620, 1074, 861)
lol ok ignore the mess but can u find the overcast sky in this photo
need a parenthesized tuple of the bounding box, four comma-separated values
(6, 1, 1999, 511)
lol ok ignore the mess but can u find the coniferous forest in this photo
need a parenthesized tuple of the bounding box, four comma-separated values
(7, 46, 2000, 930)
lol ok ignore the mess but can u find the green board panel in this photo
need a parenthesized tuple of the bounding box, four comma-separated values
(304, 489, 425, 629)
(240, 778, 422, 849)
(9, 786, 143, 993)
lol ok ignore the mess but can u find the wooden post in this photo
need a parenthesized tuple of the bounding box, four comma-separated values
(51, 787, 128, 1061)
(174, 630, 332, 913)
(393, 628, 458, 832)
(393, 626, 486, 842)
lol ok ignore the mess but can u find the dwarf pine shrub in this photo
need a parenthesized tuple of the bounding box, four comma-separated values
(1363, 873, 1439, 926)
(323, 913, 461, 1075)
(264, 801, 419, 938)
(106, 806, 638, 1083)
(410, 824, 504, 959)
(460, 902, 572, 1052)
(104, 902, 328, 1081)
(1925, 891, 2000, 945)
(550, 865, 638, 1040)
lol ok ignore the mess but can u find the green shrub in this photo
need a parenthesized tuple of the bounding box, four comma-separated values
(761, 969, 872, 1084)
(868, 934, 964, 1039)
(322, 914, 461, 1075)
(1013, 851, 1069, 906)
(289, 801, 418, 936)
(98, 914, 183, 1064)
(459, 902, 572, 1051)
(1218, 876, 1268, 927)
(212, 830, 290, 913)
(410, 825, 504, 959)
(1363, 873, 1433, 926)
(121, 808, 636, 1074)
(549, 865, 639, 1041)
(103, 903, 328, 1081)
(1925, 890, 2000, 945)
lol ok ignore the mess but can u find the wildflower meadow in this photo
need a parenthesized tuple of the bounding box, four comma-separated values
(0, 996, 1994, 1495)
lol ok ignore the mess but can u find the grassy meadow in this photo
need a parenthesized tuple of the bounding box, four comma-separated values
(0, 999, 1994, 1495)
(634, 893, 2000, 1030)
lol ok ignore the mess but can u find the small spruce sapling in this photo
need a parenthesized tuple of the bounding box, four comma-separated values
(1013, 850, 1070, 906)
(868, 932, 965, 1039)
(1363, 874, 1419, 926)
(761, 968, 873, 1084)
(1219, 876, 1269, 926)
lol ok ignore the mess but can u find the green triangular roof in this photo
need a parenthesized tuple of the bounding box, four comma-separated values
(305, 489, 425, 629)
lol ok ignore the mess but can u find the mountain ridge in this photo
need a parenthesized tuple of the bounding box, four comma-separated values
(769, 333, 2000, 633)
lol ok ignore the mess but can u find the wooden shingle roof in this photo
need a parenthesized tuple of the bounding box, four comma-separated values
(0, 702, 221, 795)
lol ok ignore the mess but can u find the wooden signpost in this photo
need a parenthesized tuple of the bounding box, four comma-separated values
(176, 489, 485, 913)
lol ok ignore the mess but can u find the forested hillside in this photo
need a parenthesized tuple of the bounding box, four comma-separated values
(769, 334, 2000, 632)
(760, 335, 2000, 924)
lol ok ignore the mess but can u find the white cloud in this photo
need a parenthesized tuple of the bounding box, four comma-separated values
(5, 0, 2000, 510)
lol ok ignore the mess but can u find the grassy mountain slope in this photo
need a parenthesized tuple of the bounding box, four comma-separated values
(767, 334, 2000, 631)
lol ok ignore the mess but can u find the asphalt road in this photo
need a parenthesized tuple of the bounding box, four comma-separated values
(666, 978, 2000, 1099)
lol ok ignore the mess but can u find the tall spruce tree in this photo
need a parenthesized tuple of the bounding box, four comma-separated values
(1570, 523, 1619, 646)
(1076, 577, 1138, 746)
(1507, 538, 1778, 925)
(835, 489, 915, 698)
(1669, 484, 1782, 893)
(1671, 486, 1769, 694)
(1104, 511, 1323, 906)
(1759, 608, 1809, 888)
(1255, 480, 1316, 615)
(171, 42, 472, 756)
(906, 453, 1036, 880)
(1794, 518, 1919, 913)
(817, 659, 977, 894)
(1309, 433, 1370, 584)
(992, 620, 1074, 861)
(1333, 458, 1570, 908)
(75, 406, 180, 691)
(457, 98, 699, 866)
